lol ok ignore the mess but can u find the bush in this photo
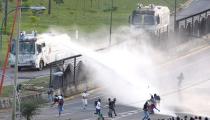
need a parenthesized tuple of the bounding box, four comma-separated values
(20, 100, 39, 120)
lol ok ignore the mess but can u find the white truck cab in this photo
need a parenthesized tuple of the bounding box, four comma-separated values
(129, 4, 170, 35)
(9, 31, 47, 71)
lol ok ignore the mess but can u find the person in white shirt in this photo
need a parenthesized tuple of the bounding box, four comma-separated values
(82, 91, 89, 109)
(96, 98, 101, 115)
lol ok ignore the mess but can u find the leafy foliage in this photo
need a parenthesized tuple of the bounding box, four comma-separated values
(21, 100, 39, 120)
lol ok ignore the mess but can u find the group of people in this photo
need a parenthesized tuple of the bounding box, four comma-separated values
(93, 97, 117, 119)
(142, 94, 161, 120)
(48, 88, 163, 120)
(158, 115, 209, 120)
(108, 98, 117, 118)
(48, 89, 118, 119)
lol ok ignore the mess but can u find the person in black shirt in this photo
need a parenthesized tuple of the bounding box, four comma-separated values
(113, 98, 117, 116)
(108, 98, 113, 118)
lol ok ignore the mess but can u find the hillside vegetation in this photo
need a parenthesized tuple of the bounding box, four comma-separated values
(0, 0, 188, 65)
(1, 0, 187, 33)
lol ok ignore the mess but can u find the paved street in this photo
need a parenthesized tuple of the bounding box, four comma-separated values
(0, 89, 171, 120)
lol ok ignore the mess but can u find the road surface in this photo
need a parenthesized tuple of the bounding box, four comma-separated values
(0, 89, 171, 120)
(1, 41, 210, 119)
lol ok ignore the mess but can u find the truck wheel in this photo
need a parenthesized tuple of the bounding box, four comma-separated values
(18, 67, 22, 71)
(38, 61, 44, 71)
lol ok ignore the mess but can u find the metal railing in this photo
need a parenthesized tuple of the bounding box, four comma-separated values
(49, 54, 84, 95)
(176, 9, 210, 38)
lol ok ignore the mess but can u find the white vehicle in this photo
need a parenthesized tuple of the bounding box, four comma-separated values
(129, 4, 170, 36)
(9, 31, 71, 71)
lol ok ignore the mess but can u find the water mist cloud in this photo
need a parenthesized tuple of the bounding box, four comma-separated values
(39, 27, 210, 117)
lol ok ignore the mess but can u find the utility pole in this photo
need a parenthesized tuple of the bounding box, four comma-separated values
(48, 0, 51, 15)
(174, 0, 177, 31)
(12, 0, 21, 119)
(109, 0, 113, 46)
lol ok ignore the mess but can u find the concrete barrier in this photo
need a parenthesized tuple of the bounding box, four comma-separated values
(0, 98, 12, 109)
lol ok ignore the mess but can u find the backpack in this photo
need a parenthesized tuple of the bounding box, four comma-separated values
(59, 99, 64, 105)
(54, 97, 59, 103)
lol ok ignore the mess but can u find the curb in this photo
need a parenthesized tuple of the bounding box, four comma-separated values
(0, 98, 12, 110)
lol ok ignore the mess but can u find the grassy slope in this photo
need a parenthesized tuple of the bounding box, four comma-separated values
(4, 0, 188, 33)
(0, 0, 188, 95)
(1, 77, 49, 97)
(0, 0, 188, 34)
(0, 0, 187, 65)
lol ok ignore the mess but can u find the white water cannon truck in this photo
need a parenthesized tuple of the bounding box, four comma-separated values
(129, 4, 170, 37)
(9, 31, 70, 71)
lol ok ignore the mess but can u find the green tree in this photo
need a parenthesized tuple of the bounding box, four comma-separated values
(21, 100, 39, 120)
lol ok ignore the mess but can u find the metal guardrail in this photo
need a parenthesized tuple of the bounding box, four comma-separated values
(49, 54, 83, 94)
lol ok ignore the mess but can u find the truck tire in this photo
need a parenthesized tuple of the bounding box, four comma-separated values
(18, 67, 22, 71)
(38, 61, 44, 71)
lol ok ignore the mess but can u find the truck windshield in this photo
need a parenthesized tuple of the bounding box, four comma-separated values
(19, 41, 35, 54)
(132, 14, 155, 25)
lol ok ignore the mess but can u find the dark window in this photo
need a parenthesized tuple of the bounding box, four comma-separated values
(132, 14, 155, 25)
(19, 41, 35, 54)
(37, 45, 42, 53)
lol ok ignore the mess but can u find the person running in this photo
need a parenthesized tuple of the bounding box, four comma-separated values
(108, 98, 113, 118)
(112, 98, 117, 116)
(58, 95, 64, 116)
(177, 72, 184, 87)
(47, 86, 54, 102)
(96, 98, 104, 120)
(94, 99, 98, 114)
(142, 101, 150, 120)
(96, 98, 101, 115)
(82, 90, 89, 109)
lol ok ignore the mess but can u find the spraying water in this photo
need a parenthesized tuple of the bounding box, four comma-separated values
(39, 28, 210, 117)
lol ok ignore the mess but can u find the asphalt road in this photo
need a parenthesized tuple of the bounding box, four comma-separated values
(36, 41, 210, 120)
(33, 90, 171, 120)
(155, 44, 210, 116)
(1, 41, 210, 120)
